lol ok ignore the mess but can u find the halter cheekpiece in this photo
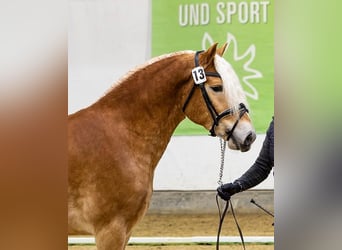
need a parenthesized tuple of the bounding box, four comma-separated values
(182, 50, 249, 137)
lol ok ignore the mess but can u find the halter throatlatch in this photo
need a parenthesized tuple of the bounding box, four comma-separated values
(182, 50, 249, 137)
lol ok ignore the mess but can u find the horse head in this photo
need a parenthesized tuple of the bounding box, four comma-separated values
(183, 43, 256, 152)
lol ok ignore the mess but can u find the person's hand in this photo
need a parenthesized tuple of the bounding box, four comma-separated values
(217, 182, 242, 201)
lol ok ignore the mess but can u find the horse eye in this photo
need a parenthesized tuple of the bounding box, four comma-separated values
(210, 85, 223, 92)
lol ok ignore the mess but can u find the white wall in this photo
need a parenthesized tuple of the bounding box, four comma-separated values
(69, 0, 274, 190)
(154, 135, 273, 190)
(69, 0, 151, 114)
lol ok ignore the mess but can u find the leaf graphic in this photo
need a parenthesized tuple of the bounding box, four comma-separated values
(201, 32, 262, 100)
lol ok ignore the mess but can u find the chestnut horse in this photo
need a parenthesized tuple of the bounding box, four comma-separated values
(68, 43, 256, 249)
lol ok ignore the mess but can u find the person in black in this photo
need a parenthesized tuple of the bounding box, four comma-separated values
(217, 117, 274, 200)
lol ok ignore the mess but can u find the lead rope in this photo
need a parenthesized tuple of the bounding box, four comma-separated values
(217, 138, 226, 187)
(216, 139, 246, 250)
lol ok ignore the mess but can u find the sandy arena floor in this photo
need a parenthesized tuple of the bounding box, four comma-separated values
(69, 213, 274, 250)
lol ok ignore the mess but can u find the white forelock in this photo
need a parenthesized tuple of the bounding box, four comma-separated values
(214, 55, 248, 112)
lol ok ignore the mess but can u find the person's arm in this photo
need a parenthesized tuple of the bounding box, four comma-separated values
(235, 118, 274, 190)
(217, 118, 274, 200)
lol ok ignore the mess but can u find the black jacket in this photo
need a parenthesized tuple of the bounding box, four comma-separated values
(235, 117, 274, 191)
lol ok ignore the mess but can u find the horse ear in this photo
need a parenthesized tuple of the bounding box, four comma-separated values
(217, 43, 228, 57)
(201, 43, 218, 66)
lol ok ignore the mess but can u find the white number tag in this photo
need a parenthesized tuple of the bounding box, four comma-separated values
(192, 66, 206, 85)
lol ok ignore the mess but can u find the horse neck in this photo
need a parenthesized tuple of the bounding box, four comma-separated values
(96, 53, 194, 163)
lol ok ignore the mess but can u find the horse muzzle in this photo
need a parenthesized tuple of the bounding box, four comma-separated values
(227, 130, 256, 152)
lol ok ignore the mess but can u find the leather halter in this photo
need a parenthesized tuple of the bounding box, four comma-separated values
(182, 50, 249, 137)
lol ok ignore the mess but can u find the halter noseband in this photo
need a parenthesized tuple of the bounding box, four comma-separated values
(182, 50, 249, 138)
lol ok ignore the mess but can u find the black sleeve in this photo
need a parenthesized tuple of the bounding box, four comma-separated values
(235, 117, 274, 191)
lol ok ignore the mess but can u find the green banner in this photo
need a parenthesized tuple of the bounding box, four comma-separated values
(152, 0, 274, 134)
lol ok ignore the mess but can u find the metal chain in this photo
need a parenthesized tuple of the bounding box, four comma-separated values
(217, 138, 226, 186)
(216, 138, 246, 250)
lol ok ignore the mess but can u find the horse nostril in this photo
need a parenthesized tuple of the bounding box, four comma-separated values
(244, 132, 256, 145)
